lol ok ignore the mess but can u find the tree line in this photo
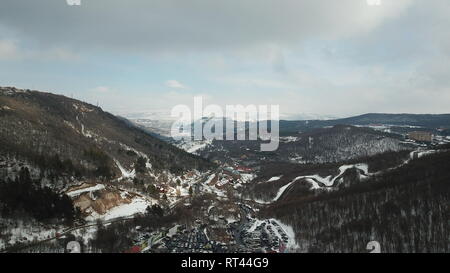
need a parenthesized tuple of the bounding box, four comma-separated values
(0, 167, 79, 224)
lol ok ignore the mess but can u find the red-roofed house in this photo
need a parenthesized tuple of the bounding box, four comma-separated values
(124, 246, 141, 253)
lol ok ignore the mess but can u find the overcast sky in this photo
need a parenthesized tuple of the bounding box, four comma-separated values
(0, 0, 449, 118)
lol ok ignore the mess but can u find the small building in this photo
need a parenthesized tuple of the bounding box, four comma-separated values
(223, 168, 240, 179)
(236, 166, 253, 173)
(408, 131, 432, 142)
(208, 174, 219, 186)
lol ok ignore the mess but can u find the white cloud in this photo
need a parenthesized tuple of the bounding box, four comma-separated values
(165, 80, 187, 89)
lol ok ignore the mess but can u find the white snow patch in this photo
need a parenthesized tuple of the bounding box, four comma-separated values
(114, 159, 136, 181)
(167, 225, 180, 238)
(270, 219, 299, 251)
(240, 173, 256, 183)
(273, 182, 294, 202)
(280, 136, 300, 143)
(417, 150, 436, 158)
(294, 163, 369, 189)
(256, 163, 370, 204)
(66, 184, 105, 198)
(267, 175, 282, 182)
(247, 220, 264, 233)
(86, 197, 150, 222)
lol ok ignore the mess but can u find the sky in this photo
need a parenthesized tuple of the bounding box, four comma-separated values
(0, 0, 449, 119)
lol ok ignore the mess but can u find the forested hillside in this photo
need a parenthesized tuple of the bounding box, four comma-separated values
(0, 87, 213, 185)
(198, 125, 410, 165)
(0, 86, 215, 239)
(278, 113, 450, 135)
(0, 167, 77, 224)
(243, 150, 412, 202)
(260, 151, 449, 253)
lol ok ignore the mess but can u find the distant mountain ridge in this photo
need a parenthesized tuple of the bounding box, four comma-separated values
(333, 113, 450, 126)
(278, 113, 450, 135)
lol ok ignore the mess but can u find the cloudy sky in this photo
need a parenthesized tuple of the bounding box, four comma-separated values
(0, 0, 449, 118)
